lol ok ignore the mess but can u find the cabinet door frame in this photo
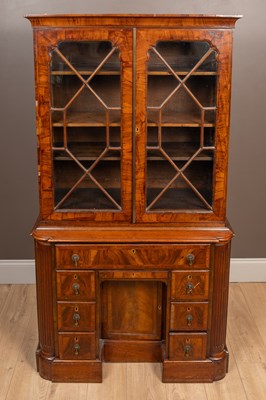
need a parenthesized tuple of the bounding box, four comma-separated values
(135, 28, 233, 223)
(34, 28, 133, 222)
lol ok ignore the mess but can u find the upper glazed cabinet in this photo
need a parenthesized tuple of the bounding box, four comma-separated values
(31, 16, 236, 224)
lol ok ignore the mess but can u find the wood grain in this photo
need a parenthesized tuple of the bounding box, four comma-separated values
(27, 14, 239, 384)
(56, 244, 210, 269)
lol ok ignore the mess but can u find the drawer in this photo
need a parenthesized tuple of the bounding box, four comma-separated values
(57, 271, 95, 301)
(169, 333, 207, 361)
(171, 271, 209, 300)
(170, 302, 208, 331)
(58, 333, 96, 360)
(55, 244, 210, 269)
(57, 302, 95, 332)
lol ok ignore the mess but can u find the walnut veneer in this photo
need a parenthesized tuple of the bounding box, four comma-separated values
(27, 14, 240, 383)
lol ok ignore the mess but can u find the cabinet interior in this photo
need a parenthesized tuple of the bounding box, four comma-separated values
(50, 39, 217, 214)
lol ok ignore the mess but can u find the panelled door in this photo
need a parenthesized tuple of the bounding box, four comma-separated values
(135, 29, 233, 223)
(35, 28, 133, 221)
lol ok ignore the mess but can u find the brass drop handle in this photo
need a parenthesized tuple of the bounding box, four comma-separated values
(72, 283, 80, 295)
(73, 312, 81, 326)
(186, 282, 194, 295)
(184, 344, 192, 358)
(186, 314, 193, 327)
(74, 343, 80, 356)
(72, 254, 80, 267)
(186, 253, 195, 266)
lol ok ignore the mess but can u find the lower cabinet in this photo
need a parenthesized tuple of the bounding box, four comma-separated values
(35, 240, 231, 383)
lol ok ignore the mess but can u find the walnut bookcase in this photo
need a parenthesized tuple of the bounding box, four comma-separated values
(27, 14, 241, 382)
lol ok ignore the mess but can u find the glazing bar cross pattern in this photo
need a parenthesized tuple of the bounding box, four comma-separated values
(51, 42, 122, 211)
(146, 41, 217, 212)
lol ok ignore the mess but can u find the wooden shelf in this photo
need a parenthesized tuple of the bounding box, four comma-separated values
(148, 70, 217, 76)
(52, 112, 120, 127)
(54, 188, 121, 210)
(147, 143, 214, 161)
(53, 143, 121, 161)
(53, 142, 213, 162)
(52, 112, 214, 128)
(147, 113, 215, 128)
(146, 188, 212, 211)
(51, 69, 216, 76)
(51, 70, 121, 76)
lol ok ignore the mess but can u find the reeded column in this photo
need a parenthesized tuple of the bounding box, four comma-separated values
(35, 241, 55, 359)
(209, 242, 231, 358)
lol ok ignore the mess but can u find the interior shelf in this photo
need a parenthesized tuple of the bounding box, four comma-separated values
(146, 188, 213, 211)
(52, 112, 214, 128)
(54, 188, 121, 210)
(53, 143, 121, 161)
(51, 70, 121, 76)
(51, 70, 217, 76)
(53, 142, 214, 162)
(147, 143, 214, 161)
(148, 70, 217, 76)
(52, 112, 121, 127)
(147, 113, 215, 128)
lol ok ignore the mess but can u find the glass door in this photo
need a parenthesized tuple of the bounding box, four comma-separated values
(44, 30, 132, 221)
(136, 29, 231, 223)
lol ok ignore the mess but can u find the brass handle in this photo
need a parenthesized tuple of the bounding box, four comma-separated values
(186, 253, 195, 266)
(73, 312, 81, 326)
(74, 343, 80, 355)
(184, 344, 192, 358)
(72, 283, 80, 295)
(72, 254, 80, 267)
(186, 282, 194, 295)
(186, 314, 193, 327)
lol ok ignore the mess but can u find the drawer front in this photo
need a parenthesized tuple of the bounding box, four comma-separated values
(57, 271, 95, 301)
(169, 333, 207, 360)
(170, 302, 208, 331)
(57, 302, 95, 332)
(171, 271, 209, 300)
(58, 333, 96, 360)
(55, 244, 210, 269)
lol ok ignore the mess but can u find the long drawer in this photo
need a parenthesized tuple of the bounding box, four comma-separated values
(55, 244, 210, 270)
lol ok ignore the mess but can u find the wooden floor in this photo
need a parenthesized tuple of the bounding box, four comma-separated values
(0, 283, 265, 400)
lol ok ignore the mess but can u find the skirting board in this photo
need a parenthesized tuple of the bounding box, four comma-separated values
(0, 259, 265, 284)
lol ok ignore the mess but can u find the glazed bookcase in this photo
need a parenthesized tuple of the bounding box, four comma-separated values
(27, 14, 240, 383)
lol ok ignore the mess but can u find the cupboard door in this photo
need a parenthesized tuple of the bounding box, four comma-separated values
(35, 29, 132, 221)
(101, 281, 163, 340)
(135, 29, 233, 223)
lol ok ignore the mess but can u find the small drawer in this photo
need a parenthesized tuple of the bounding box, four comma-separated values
(57, 302, 95, 332)
(170, 302, 208, 331)
(169, 333, 207, 361)
(171, 271, 209, 300)
(57, 271, 95, 301)
(56, 244, 210, 269)
(58, 333, 96, 360)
